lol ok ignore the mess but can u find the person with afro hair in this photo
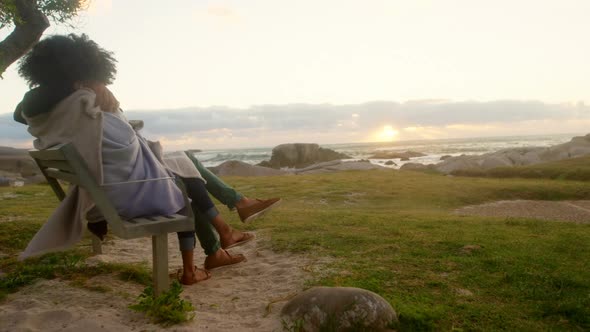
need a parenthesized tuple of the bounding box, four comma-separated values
(15, 34, 280, 285)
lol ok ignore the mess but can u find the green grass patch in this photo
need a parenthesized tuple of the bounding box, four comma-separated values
(2, 171, 590, 330)
(221, 170, 590, 331)
(129, 281, 195, 326)
(0, 249, 152, 300)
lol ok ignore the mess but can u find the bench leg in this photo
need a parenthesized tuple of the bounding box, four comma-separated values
(152, 234, 169, 296)
(91, 235, 102, 255)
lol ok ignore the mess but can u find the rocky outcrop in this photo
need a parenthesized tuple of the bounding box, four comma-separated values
(400, 162, 435, 171)
(208, 160, 290, 177)
(368, 150, 426, 159)
(0, 156, 38, 177)
(294, 160, 387, 175)
(263, 143, 351, 169)
(282, 287, 397, 331)
(434, 134, 590, 174)
(0, 146, 29, 156)
(0, 146, 40, 180)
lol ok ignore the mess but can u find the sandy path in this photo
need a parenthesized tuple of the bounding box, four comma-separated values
(455, 200, 590, 223)
(0, 232, 320, 331)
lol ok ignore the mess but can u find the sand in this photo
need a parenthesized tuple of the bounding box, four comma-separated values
(455, 200, 590, 223)
(0, 232, 322, 331)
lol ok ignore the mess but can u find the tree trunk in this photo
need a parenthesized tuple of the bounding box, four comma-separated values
(0, 0, 49, 76)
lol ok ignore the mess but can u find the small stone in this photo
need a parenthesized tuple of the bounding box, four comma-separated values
(456, 288, 474, 297)
(460, 245, 482, 254)
(281, 286, 397, 331)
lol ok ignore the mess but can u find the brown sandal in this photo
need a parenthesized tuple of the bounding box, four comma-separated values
(222, 232, 255, 249)
(204, 250, 247, 270)
(176, 265, 211, 285)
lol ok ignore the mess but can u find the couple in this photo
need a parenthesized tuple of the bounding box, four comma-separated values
(14, 34, 280, 285)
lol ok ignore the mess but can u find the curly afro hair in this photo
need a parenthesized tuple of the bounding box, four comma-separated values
(18, 34, 117, 88)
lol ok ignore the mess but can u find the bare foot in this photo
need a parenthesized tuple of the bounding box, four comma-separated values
(179, 266, 211, 285)
(204, 249, 246, 270)
(220, 229, 255, 249)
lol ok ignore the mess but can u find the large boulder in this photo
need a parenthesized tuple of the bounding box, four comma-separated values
(208, 160, 290, 176)
(435, 156, 482, 174)
(281, 287, 397, 331)
(522, 150, 542, 165)
(434, 134, 590, 174)
(539, 134, 590, 161)
(265, 143, 351, 169)
(480, 155, 513, 170)
(400, 162, 434, 171)
(0, 146, 39, 178)
(368, 150, 426, 159)
(294, 160, 387, 175)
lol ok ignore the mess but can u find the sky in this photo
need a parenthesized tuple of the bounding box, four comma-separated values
(1, 0, 590, 150)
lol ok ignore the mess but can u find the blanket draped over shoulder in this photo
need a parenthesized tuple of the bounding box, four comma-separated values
(15, 89, 202, 259)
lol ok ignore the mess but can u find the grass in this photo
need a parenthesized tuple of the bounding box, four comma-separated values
(0, 184, 152, 300)
(223, 169, 590, 331)
(129, 281, 195, 326)
(1, 167, 590, 330)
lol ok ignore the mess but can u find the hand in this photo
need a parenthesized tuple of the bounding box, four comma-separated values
(76, 81, 120, 113)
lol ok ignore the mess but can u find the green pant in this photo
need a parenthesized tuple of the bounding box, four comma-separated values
(185, 152, 243, 209)
(177, 153, 245, 255)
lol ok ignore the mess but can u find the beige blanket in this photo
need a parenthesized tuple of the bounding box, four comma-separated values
(20, 89, 201, 260)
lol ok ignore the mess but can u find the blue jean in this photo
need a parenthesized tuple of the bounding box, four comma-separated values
(177, 177, 221, 255)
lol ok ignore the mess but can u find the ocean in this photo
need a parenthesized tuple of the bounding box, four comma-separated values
(192, 133, 579, 169)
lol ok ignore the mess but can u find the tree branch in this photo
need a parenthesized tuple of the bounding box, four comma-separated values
(0, 0, 49, 77)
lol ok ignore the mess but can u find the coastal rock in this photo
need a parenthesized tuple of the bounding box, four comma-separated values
(538, 134, 590, 161)
(0, 146, 41, 180)
(295, 160, 387, 175)
(400, 162, 433, 171)
(265, 143, 351, 169)
(368, 150, 426, 159)
(0, 177, 10, 187)
(281, 287, 397, 331)
(434, 134, 590, 174)
(435, 156, 482, 174)
(384, 160, 396, 166)
(208, 160, 290, 177)
(479, 155, 512, 170)
(522, 151, 542, 165)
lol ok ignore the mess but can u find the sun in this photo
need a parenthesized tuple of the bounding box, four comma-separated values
(375, 125, 399, 142)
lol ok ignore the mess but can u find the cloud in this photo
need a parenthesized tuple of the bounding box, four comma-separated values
(1, 100, 589, 149)
(193, 4, 240, 24)
(206, 5, 236, 18)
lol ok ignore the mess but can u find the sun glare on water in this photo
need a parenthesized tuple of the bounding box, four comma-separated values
(374, 125, 399, 142)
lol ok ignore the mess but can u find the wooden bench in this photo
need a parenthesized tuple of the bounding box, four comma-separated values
(29, 143, 194, 295)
